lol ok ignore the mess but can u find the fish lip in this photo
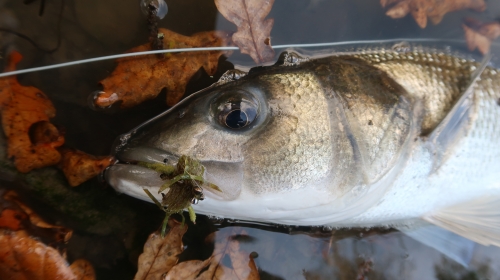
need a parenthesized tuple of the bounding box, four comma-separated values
(113, 146, 180, 166)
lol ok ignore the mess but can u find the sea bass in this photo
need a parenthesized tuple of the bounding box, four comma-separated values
(105, 47, 500, 247)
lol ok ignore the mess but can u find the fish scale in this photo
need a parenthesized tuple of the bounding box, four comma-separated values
(348, 60, 500, 226)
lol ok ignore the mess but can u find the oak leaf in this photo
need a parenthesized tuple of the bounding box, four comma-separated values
(0, 230, 95, 280)
(383, 0, 486, 28)
(164, 229, 260, 280)
(463, 18, 500, 55)
(214, 0, 275, 64)
(95, 28, 232, 108)
(134, 218, 188, 280)
(58, 148, 114, 187)
(0, 51, 64, 173)
(2, 190, 73, 243)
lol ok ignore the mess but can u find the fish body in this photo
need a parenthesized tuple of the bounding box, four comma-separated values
(106, 47, 500, 245)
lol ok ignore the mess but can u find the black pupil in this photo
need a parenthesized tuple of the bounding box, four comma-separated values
(225, 109, 248, 129)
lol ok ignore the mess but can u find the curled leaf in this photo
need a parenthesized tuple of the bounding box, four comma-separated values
(383, 0, 486, 28)
(0, 51, 64, 173)
(463, 18, 500, 55)
(58, 148, 114, 187)
(95, 28, 232, 108)
(215, 0, 275, 63)
(134, 218, 188, 280)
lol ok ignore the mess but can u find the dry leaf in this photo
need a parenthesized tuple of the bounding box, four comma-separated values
(165, 229, 260, 280)
(2, 190, 73, 243)
(383, 0, 486, 28)
(95, 28, 231, 108)
(0, 230, 95, 280)
(69, 259, 96, 280)
(215, 0, 275, 64)
(58, 148, 114, 187)
(0, 208, 26, 231)
(0, 51, 64, 172)
(134, 218, 188, 280)
(463, 18, 500, 55)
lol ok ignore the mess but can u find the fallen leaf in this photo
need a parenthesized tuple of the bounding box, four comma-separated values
(165, 229, 260, 280)
(463, 18, 500, 55)
(69, 259, 96, 280)
(0, 208, 26, 230)
(214, 0, 275, 64)
(0, 230, 95, 280)
(95, 28, 232, 108)
(134, 218, 188, 280)
(0, 51, 64, 173)
(383, 0, 486, 28)
(2, 190, 73, 243)
(58, 148, 114, 187)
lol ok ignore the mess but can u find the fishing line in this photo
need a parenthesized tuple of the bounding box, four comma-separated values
(0, 38, 495, 78)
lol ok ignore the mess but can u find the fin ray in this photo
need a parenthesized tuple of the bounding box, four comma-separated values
(424, 196, 500, 247)
(428, 53, 492, 164)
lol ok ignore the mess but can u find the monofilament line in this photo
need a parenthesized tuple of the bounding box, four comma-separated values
(0, 38, 493, 78)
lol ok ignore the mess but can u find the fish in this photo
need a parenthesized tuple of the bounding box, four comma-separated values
(105, 46, 500, 249)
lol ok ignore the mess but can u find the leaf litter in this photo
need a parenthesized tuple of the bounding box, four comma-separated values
(165, 229, 260, 280)
(0, 190, 95, 280)
(134, 218, 188, 280)
(381, 0, 486, 28)
(463, 18, 500, 55)
(0, 51, 64, 173)
(135, 219, 259, 280)
(214, 0, 275, 64)
(57, 148, 114, 187)
(94, 28, 232, 108)
(0, 51, 113, 186)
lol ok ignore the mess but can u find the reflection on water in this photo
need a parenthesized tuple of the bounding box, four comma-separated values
(0, 0, 500, 279)
(189, 219, 497, 280)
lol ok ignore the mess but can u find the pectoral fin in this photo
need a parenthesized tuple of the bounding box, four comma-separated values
(424, 196, 500, 247)
(428, 54, 491, 166)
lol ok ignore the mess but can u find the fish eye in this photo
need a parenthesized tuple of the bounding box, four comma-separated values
(213, 91, 259, 130)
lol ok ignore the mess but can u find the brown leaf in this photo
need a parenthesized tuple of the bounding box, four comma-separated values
(57, 148, 114, 187)
(95, 28, 232, 108)
(69, 259, 96, 280)
(463, 18, 500, 55)
(0, 209, 26, 231)
(2, 190, 73, 243)
(134, 218, 188, 280)
(165, 229, 260, 280)
(383, 0, 486, 28)
(0, 230, 95, 280)
(0, 52, 64, 173)
(215, 0, 275, 64)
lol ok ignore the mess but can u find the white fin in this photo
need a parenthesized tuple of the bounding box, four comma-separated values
(428, 54, 491, 165)
(424, 196, 500, 247)
(399, 223, 475, 267)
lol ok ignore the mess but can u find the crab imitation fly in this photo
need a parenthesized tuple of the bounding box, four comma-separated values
(140, 155, 221, 237)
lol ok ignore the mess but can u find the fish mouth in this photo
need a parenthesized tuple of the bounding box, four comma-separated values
(104, 146, 244, 203)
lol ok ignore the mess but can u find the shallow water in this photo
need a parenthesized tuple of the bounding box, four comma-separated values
(0, 0, 500, 279)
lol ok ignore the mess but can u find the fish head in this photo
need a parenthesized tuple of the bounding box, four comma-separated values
(105, 55, 417, 224)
